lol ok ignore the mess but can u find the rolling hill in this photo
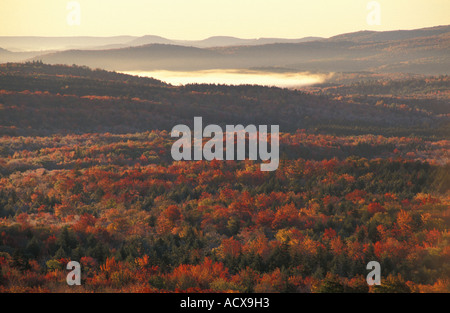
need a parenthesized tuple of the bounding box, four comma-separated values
(22, 25, 450, 75)
(0, 62, 448, 138)
(0, 34, 322, 53)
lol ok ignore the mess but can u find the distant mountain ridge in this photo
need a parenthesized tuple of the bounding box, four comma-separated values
(329, 25, 450, 42)
(0, 36, 136, 52)
(1, 25, 449, 75)
(0, 34, 323, 52)
(2, 25, 449, 53)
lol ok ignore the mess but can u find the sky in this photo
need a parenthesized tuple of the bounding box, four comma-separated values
(1, 0, 449, 39)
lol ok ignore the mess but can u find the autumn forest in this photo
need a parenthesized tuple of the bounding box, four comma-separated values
(0, 62, 449, 293)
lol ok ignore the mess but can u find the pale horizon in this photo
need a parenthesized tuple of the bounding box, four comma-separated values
(0, 23, 449, 41)
(1, 0, 449, 40)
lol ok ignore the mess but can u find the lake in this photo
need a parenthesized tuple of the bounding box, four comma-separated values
(119, 69, 329, 88)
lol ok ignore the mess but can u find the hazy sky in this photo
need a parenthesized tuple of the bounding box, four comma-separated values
(1, 0, 449, 39)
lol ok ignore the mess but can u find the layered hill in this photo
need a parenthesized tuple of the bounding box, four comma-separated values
(0, 62, 448, 138)
(21, 25, 450, 75)
(0, 35, 322, 53)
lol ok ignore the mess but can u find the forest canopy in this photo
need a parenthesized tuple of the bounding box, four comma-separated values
(0, 63, 448, 293)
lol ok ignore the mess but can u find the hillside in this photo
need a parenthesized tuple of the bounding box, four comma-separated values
(329, 25, 450, 42)
(0, 35, 323, 55)
(0, 63, 449, 293)
(24, 26, 450, 75)
(0, 62, 448, 138)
